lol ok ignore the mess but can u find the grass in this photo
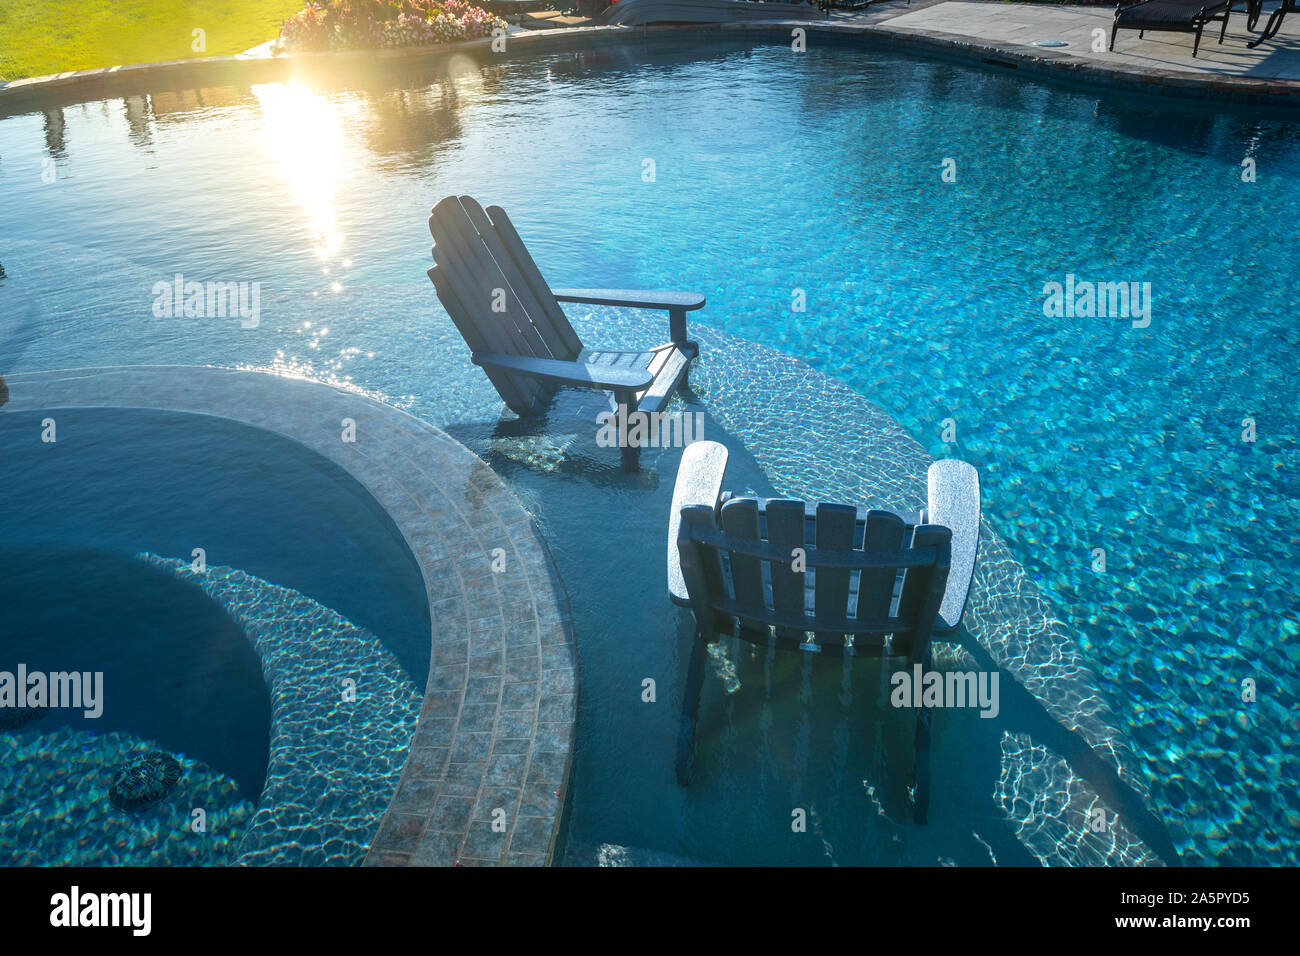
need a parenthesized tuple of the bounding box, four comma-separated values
(0, 0, 306, 82)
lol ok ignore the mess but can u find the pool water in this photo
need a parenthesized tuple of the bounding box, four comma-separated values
(1, 544, 271, 798)
(1, 34, 1296, 865)
(0, 409, 429, 864)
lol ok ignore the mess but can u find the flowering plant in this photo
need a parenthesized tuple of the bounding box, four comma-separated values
(279, 2, 332, 52)
(279, 0, 508, 51)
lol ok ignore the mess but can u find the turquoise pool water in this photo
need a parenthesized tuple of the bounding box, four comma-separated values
(1, 34, 1296, 865)
(0, 408, 429, 864)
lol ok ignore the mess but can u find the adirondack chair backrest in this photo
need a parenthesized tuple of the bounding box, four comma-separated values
(427, 195, 584, 414)
(677, 498, 952, 664)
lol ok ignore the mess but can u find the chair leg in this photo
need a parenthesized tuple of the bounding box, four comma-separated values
(669, 307, 689, 346)
(1193, 24, 1203, 56)
(912, 648, 934, 824)
(1220, 9, 1230, 42)
(676, 636, 708, 786)
(1248, 5, 1285, 46)
(913, 704, 932, 824)
(615, 389, 640, 472)
(1110, 23, 1118, 50)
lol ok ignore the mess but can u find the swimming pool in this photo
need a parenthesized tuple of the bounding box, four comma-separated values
(1, 32, 1295, 865)
(0, 407, 429, 865)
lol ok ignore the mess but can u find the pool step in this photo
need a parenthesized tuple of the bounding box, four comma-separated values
(996, 732, 1164, 867)
(141, 554, 422, 866)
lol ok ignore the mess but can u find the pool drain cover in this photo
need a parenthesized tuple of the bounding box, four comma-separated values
(109, 752, 182, 810)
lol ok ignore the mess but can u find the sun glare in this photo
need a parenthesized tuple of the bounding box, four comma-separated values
(253, 81, 344, 262)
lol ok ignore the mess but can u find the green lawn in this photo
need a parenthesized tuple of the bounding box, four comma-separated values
(0, 0, 306, 82)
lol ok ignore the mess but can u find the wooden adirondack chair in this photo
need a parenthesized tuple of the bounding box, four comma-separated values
(427, 195, 705, 471)
(666, 441, 981, 823)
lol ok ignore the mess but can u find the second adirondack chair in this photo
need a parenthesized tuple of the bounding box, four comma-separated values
(666, 440, 982, 823)
(427, 195, 705, 471)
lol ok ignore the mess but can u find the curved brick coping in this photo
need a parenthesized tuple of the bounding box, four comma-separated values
(4, 13, 1299, 112)
(0, 366, 578, 867)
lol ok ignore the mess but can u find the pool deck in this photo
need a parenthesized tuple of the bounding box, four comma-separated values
(0, 366, 578, 867)
(822, 0, 1300, 91)
(3, 2, 1300, 109)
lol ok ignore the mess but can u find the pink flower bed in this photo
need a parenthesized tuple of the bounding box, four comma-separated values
(279, 0, 509, 52)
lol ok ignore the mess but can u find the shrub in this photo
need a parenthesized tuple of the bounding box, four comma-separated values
(278, 0, 509, 51)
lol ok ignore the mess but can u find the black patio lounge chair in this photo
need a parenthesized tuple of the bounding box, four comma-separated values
(1109, 0, 1233, 57)
(1248, 0, 1292, 47)
(427, 195, 704, 471)
(666, 440, 981, 822)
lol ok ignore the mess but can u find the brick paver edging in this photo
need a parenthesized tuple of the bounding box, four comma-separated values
(0, 366, 578, 867)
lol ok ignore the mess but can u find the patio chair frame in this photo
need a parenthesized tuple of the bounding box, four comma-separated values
(1109, 0, 1234, 57)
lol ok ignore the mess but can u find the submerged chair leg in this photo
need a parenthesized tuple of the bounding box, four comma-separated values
(676, 636, 709, 786)
(912, 648, 934, 824)
(616, 389, 640, 472)
(913, 705, 932, 824)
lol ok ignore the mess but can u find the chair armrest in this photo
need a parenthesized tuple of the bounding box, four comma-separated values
(926, 459, 981, 633)
(668, 440, 730, 604)
(552, 289, 707, 312)
(472, 352, 653, 391)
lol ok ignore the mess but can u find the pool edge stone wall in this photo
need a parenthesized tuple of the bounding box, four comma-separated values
(3, 17, 1300, 114)
(0, 366, 578, 867)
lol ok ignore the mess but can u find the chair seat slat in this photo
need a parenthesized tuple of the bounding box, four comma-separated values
(485, 203, 585, 359)
(638, 347, 691, 413)
(765, 499, 807, 642)
(858, 510, 907, 623)
(813, 503, 858, 628)
(720, 499, 765, 639)
(460, 196, 576, 362)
